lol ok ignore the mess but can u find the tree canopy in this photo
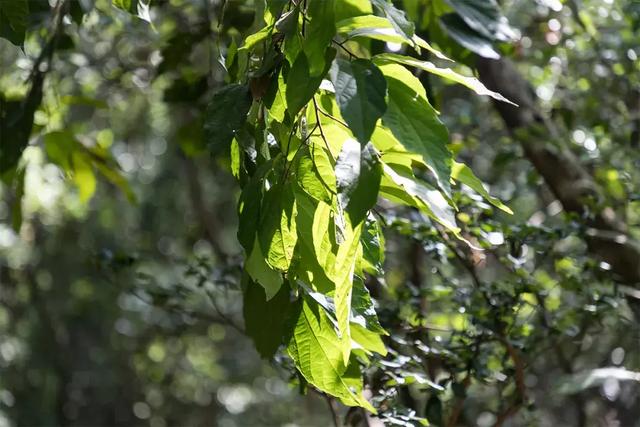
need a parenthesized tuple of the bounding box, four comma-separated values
(0, 0, 639, 426)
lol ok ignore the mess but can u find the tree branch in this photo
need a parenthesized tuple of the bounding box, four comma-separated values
(475, 56, 640, 288)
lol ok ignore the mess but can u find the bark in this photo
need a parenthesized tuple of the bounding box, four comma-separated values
(475, 56, 640, 287)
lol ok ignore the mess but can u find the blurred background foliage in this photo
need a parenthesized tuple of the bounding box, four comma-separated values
(0, 0, 639, 426)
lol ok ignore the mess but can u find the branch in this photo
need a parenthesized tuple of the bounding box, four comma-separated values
(475, 56, 640, 287)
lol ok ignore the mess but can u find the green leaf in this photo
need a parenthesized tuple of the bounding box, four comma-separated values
(305, 0, 336, 76)
(439, 13, 500, 59)
(71, 152, 97, 203)
(332, 220, 362, 362)
(351, 323, 386, 356)
(0, 75, 44, 174)
(330, 58, 387, 144)
(286, 48, 336, 115)
(360, 213, 385, 276)
(335, 140, 382, 225)
(245, 239, 284, 300)
(451, 161, 513, 214)
(204, 84, 252, 157)
(370, 0, 415, 44)
(351, 277, 386, 335)
(335, 15, 449, 60)
(295, 147, 332, 203)
(287, 296, 375, 412)
(243, 277, 291, 358)
(377, 63, 452, 196)
(259, 184, 298, 271)
(237, 163, 269, 253)
(240, 25, 274, 52)
(381, 162, 458, 231)
(374, 53, 516, 105)
(446, 0, 516, 42)
(0, 0, 28, 46)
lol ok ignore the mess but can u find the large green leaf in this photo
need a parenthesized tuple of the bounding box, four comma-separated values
(335, 15, 449, 60)
(330, 58, 387, 144)
(259, 184, 298, 271)
(287, 296, 375, 412)
(204, 84, 252, 156)
(377, 63, 452, 196)
(332, 220, 362, 360)
(305, 0, 336, 76)
(374, 53, 516, 105)
(335, 140, 382, 225)
(0, 0, 28, 46)
(286, 48, 336, 115)
(243, 278, 291, 358)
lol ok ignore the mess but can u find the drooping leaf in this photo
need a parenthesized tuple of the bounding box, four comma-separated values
(259, 183, 298, 271)
(351, 276, 386, 335)
(360, 213, 385, 276)
(330, 58, 387, 144)
(243, 278, 292, 358)
(439, 13, 500, 59)
(332, 219, 362, 357)
(445, 0, 517, 42)
(451, 161, 513, 214)
(0, 73, 44, 174)
(377, 63, 452, 196)
(305, 0, 336, 76)
(286, 48, 336, 115)
(370, 0, 415, 45)
(336, 15, 450, 60)
(374, 53, 516, 105)
(295, 147, 332, 203)
(381, 163, 458, 231)
(335, 140, 382, 226)
(245, 238, 284, 299)
(0, 0, 28, 46)
(287, 296, 375, 412)
(203, 84, 252, 156)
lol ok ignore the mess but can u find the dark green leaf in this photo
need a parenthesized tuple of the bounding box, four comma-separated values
(0, 73, 44, 174)
(203, 84, 252, 156)
(446, 0, 516, 42)
(360, 213, 385, 276)
(0, 0, 28, 46)
(335, 141, 382, 225)
(439, 13, 500, 59)
(330, 58, 387, 144)
(286, 48, 336, 115)
(243, 279, 292, 358)
(351, 276, 385, 334)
